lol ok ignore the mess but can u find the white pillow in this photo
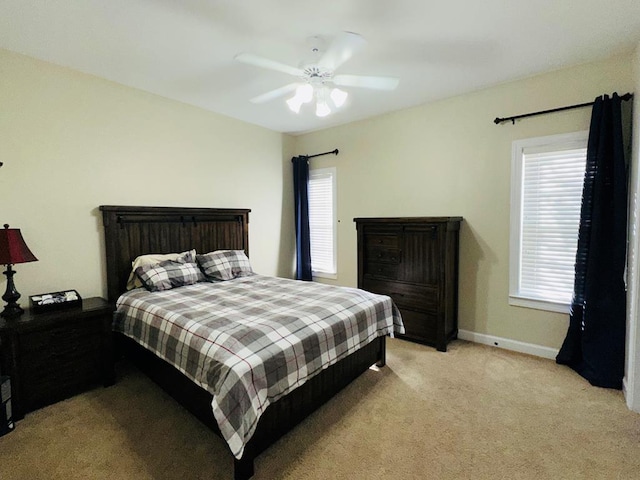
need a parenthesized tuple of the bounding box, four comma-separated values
(126, 249, 196, 290)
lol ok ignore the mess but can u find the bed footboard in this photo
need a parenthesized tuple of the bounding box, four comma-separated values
(118, 333, 386, 479)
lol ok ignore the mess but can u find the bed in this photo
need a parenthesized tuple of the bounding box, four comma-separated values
(100, 205, 403, 479)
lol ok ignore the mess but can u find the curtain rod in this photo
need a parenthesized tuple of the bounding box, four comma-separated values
(291, 149, 339, 162)
(494, 92, 634, 125)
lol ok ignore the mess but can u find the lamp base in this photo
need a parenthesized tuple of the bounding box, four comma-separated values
(1, 303, 24, 318)
(2, 265, 24, 319)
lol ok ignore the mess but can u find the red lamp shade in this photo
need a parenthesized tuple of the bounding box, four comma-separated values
(0, 224, 37, 265)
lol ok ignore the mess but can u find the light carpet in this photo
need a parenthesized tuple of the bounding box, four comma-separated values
(1, 338, 639, 479)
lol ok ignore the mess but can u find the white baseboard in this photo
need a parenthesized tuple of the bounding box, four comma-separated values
(457, 329, 560, 360)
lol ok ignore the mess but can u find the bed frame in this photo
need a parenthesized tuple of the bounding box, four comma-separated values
(100, 205, 386, 480)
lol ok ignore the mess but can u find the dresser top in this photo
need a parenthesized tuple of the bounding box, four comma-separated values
(353, 216, 463, 224)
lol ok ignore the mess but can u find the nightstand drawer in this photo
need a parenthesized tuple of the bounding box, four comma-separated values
(20, 320, 101, 354)
(24, 358, 101, 391)
(22, 361, 101, 412)
(21, 339, 102, 376)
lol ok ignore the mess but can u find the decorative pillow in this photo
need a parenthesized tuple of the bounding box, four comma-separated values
(196, 250, 254, 281)
(126, 249, 197, 290)
(135, 259, 202, 292)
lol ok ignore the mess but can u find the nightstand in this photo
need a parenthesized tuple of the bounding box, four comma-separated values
(0, 297, 115, 420)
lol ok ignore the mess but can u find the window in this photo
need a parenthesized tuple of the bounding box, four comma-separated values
(308, 167, 337, 278)
(510, 131, 588, 313)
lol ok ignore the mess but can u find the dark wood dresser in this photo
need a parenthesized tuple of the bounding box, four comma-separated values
(0, 297, 115, 419)
(354, 217, 462, 351)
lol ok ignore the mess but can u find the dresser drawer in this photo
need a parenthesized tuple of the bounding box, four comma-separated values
(364, 233, 399, 248)
(365, 246, 401, 264)
(362, 278, 438, 312)
(398, 309, 438, 344)
(364, 262, 399, 279)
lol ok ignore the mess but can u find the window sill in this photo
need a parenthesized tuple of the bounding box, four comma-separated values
(509, 295, 570, 314)
(312, 271, 337, 280)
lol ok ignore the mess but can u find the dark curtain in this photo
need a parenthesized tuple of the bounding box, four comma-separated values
(556, 93, 628, 389)
(293, 156, 312, 281)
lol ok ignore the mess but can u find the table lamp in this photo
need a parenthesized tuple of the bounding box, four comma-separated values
(0, 224, 38, 318)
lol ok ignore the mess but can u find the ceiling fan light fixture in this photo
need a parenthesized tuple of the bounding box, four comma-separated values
(286, 96, 302, 113)
(330, 88, 348, 108)
(316, 101, 331, 117)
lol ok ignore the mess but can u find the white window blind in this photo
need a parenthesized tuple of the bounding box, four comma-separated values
(510, 132, 588, 313)
(308, 167, 337, 276)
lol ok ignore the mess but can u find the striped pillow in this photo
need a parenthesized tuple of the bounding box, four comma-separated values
(135, 260, 202, 292)
(126, 249, 196, 290)
(196, 250, 254, 281)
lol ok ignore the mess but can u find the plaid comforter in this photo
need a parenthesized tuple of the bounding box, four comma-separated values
(114, 275, 404, 459)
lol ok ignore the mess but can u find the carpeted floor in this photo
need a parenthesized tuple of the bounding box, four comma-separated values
(1, 338, 639, 479)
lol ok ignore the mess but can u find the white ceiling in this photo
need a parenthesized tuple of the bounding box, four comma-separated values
(1, 0, 639, 135)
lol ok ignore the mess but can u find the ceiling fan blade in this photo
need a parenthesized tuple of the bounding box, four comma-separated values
(317, 31, 367, 71)
(250, 83, 299, 104)
(235, 53, 303, 77)
(332, 74, 400, 91)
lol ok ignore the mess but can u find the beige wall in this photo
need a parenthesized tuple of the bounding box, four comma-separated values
(0, 48, 294, 302)
(626, 42, 640, 411)
(293, 53, 634, 349)
(1, 46, 634, 352)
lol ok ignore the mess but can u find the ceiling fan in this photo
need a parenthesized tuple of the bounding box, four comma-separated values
(235, 32, 400, 117)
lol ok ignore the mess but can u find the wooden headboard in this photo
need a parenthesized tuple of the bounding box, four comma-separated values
(100, 205, 250, 303)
